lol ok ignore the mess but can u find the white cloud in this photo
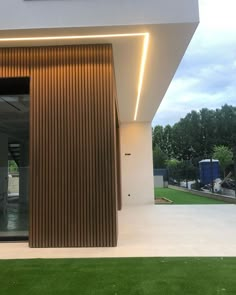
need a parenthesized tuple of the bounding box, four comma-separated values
(152, 0, 236, 127)
(200, 0, 236, 31)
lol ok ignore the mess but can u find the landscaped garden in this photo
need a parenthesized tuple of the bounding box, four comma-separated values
(155, 188, 227, 204)
(0, 257, 236, 294)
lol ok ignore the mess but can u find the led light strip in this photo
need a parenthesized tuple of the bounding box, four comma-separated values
(134, 33, 149, 121)
(0, 32, 150, 121)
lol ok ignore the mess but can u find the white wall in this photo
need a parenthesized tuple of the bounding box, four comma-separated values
(0, 0, 199, 31)
(154, 176, 164, 188)
(120, 123, 154, 206)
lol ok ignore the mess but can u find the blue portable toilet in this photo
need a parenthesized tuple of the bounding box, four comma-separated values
(199, 159, 220, 185)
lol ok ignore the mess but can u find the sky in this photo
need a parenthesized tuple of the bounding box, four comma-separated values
(152, 0, 236, 127)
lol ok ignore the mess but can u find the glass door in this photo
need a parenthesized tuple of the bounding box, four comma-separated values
(0, 78, 29, 241)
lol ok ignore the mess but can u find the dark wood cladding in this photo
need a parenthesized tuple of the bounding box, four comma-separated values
(116, 125, 122, 211)
(0, 44, 119, 247)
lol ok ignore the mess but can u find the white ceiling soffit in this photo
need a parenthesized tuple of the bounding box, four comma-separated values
(113, 23, 199, 123)
(0, 22, 198, 123)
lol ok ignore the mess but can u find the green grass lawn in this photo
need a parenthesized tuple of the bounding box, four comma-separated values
(0, 258, 236, 294)
(155, 188, 227, 204)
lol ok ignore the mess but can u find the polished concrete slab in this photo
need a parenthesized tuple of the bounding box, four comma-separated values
(1, 204, 236, 259)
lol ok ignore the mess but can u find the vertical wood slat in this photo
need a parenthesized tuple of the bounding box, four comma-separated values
(116, 125, 122, 211)
(0, 44, 119, 247)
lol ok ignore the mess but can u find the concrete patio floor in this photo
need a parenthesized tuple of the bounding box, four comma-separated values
(1, 204, 236, 259)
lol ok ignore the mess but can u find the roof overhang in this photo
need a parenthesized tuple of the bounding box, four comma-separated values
(0, 2, 199, 123)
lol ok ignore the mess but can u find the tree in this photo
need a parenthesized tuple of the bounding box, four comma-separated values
(213, 145, 233, 177)
(166, 158, 181, 182)
(162, 125, 173, 158)
(152, 105, 236, 164)
(152, 125, 164, 149)
(171, 120, 187, 160)
(199, 108, 216, 157)
(153, 146, 168, 169)
(166, 158, 181, 169)
(8, 160, 18, 173)
(215, 104, 236, 147)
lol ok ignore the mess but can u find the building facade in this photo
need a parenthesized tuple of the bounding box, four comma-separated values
(0, 0, 199, 247)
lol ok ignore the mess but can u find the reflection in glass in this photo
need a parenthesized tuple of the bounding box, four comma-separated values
(0, 92, 29, 240)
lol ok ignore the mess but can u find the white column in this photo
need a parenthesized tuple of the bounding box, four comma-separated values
(0, 133, 8, 213)
(120, 122, 154, 206)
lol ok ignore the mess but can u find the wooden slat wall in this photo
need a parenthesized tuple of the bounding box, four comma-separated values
(0, 44, 118, 247)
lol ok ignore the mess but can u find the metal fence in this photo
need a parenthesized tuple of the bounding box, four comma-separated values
(166, 159, 236, 198)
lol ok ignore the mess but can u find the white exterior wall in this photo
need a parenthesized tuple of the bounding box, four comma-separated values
(0, 0, 199, 210)
(154, 176, 164, 188)
(0, 0, 199, 30)
(120, 123, 154, 206)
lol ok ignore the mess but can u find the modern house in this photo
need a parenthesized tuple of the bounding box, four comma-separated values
(0, 0, 199, 247)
